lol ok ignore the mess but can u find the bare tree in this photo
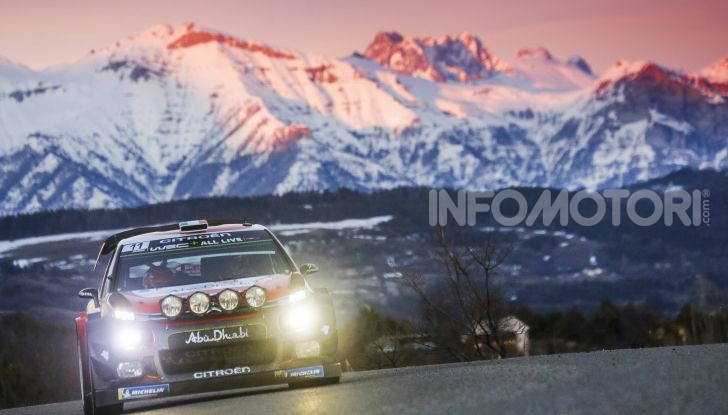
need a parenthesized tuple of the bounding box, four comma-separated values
(368, 327, 406, 369)
(400, 226, 517, 360)
(345, 307, 413, 370)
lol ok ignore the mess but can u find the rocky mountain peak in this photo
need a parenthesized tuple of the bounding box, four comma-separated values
(165, 23, 295, 59)
(517, 47, 553, 60)
(363, 31, 507, 82)
(567, 55, 593, 75)
(699, 55, 728, 83)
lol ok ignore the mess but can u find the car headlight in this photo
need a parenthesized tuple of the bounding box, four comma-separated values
(188, 292, 211, 315)
(113, 309, 135, 321)
(244, 286, 266, 308)
(289, 290, 307, 303)
(161, 295, 183, 318)
(115, 327, 144, 350)
(217, 289, 239, 311)
(282, 303, 318, 333)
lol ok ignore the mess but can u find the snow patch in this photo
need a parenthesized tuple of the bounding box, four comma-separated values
(0, 216, 393, 254)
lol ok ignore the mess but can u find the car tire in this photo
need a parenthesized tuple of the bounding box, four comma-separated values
(288, 376, 340, 389)
(78, 340, 94, 415)
(94, 403, 124, 415)
(78, 339, 123, 415)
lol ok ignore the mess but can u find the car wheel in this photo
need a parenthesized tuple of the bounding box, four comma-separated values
(78, 341, 94, 415)
(94, 403, 124, 415)
(288, 376, 340, 389)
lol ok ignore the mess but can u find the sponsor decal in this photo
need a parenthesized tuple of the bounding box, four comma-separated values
(121, 241, 150, 253)
(168, 324, 265, 349)
(185, 326, 249, 345)
(119, 231, 273, 257)
(279, 365, 325, 379)
(117, 384, 170, 401)
(193, 366, 251, 379)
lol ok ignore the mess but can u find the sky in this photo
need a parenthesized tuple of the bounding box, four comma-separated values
(0, 0, 726, 74)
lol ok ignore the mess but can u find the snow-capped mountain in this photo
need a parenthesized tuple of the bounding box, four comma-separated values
(0, 23, 727, 214)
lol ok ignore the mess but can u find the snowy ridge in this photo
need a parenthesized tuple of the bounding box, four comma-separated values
(0, 23, 727, 214)
(699, 55, 728, 83)
(0, 56, 34, 89)
(504, 47, 596, 90)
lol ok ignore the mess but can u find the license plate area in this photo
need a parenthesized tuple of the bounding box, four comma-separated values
(159, 339, 277, 375)
(168, 324, 266, 349)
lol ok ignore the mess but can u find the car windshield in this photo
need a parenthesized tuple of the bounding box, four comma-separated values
(113, 230, 292, 291)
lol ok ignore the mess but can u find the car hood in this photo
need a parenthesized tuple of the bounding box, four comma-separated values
(117, 273, 292, 314)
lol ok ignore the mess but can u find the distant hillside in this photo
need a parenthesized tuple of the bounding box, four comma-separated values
(0, 169, 725, 256)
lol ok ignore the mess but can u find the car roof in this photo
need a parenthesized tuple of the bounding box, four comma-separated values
(98, 220, 268, 256)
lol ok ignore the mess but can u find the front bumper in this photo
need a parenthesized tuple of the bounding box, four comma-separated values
(95, 362, 342, 406)
(86, 296, 339, 407)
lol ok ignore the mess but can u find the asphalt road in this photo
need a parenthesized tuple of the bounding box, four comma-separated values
(4, 344, 727, 415)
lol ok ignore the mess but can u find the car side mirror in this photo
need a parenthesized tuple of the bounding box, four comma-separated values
(299, 263, 319, 276)
(79, 288, 100, 307)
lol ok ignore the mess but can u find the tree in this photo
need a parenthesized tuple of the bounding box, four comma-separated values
(341, 308, 415, 370)
(399, 227, 518, 360)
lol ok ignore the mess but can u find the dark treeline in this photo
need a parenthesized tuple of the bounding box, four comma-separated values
(341, 301, 728, 371)
(0, 314, 80, 409)
(517, 301, 728, 354)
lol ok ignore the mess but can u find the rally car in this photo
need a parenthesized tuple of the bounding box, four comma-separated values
(76, 220, 341, 414)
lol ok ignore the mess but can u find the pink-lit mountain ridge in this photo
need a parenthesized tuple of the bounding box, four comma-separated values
(0, 23, 727, 214)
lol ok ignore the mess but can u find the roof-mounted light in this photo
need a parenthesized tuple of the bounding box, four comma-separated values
(179, 220, 208, 233)
(189, 292, 211, 315)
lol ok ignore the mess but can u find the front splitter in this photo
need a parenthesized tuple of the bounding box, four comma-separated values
(95, 362, 342, 407)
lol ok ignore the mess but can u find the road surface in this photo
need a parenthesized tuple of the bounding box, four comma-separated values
(3, 344, 727, 415)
